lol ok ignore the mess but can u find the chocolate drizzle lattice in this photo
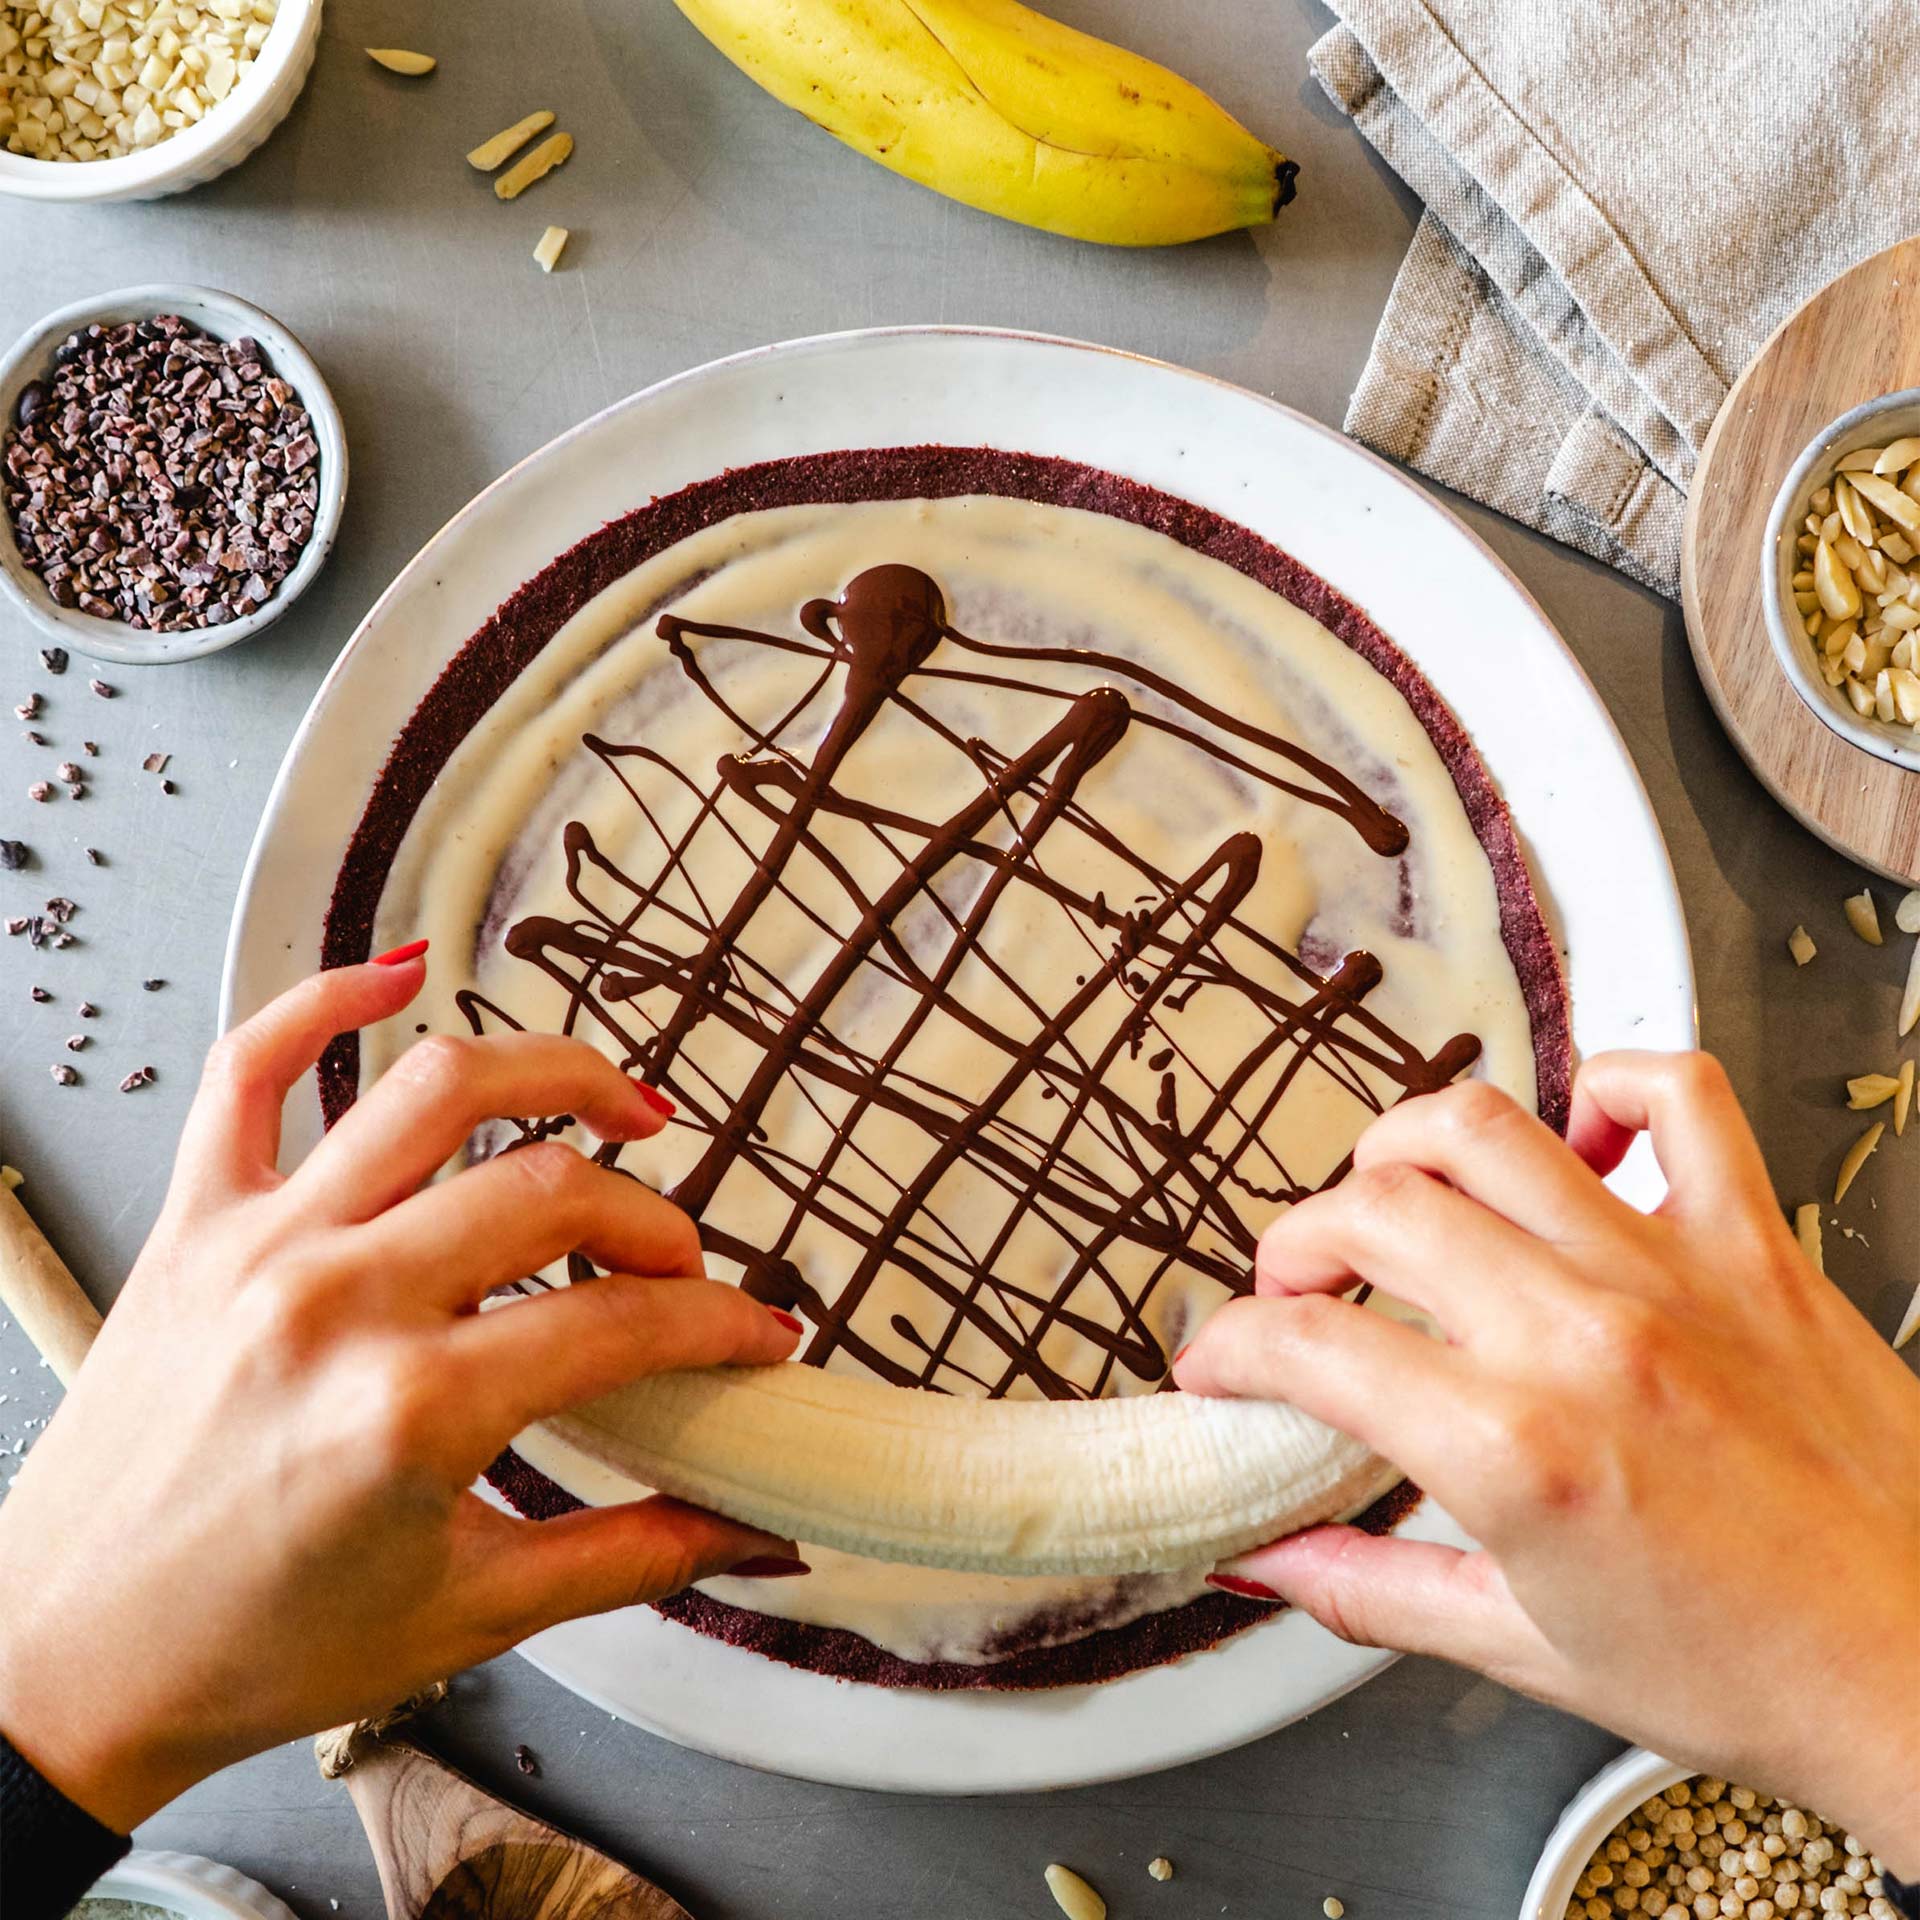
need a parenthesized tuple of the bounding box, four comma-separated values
(455, 563, 1482, 1402)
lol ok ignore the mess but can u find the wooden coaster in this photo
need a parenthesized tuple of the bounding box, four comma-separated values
(1682, 235, 1920, 883)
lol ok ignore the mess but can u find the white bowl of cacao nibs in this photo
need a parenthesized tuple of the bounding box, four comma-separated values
(0, 285, 346, 663)
(1763, 390, 1920, 772)
(0, 0, 321, 203)
(1523, 1746, 1903, 1920)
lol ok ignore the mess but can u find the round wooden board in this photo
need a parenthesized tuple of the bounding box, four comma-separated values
(1682, 235, 1920, 883)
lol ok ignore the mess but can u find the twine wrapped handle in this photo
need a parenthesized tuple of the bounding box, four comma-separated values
(313, 1682, 450, 1779)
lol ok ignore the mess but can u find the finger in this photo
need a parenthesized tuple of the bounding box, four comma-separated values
(1205, 1525, 1563, 1689)
(1175, 1291, 1467, 1485)
(459, 1494, 807, 1646)
(1568, 1051, 1770, 1219)
(293, 1030, 674, 1221)
(350, 1142, 709, 1309)
(1352, 1080, 1631, 1245)
(449, 1272, 802, 1430)
(179, 955, 429, 1192)
(1253, 1162, 1563, 1337)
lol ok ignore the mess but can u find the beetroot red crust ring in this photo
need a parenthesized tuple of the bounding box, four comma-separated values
(482, 1444, 1424, 1691)
(320, 442, 1572, 1690)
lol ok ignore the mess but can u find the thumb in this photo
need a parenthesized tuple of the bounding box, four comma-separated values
(463, 1493, 807, 1645)
(1209, 1525, 1558, 1690)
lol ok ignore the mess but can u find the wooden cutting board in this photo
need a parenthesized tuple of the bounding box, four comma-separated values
(1681, 235, 1920, 883)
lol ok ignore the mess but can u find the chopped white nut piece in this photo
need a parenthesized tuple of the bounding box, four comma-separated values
(1792, 1202, 1823, 1275)
(1896, 1283, 1920, 1351)
(1895, 1058, 1915, 1138)
(1833, 1122, 1883, 1206)
(1900, 938, 1920, 1039)
(1843, 890, 1883, 946)
(1845, 1072, 1901, 1110)
(2, 0, 276, 160)
(495, 128, 572, 200)
(467, 107, 554, 170)
(1044, 1865, 1106, 1920)
(1896, 890, 1920, 935)
(1787, 924, 1818, 966)
(533, 223, 569, 272)
(1147, 1857, 1174, 1882)
(366, 47, 435, 74)
(1323, 1901, 1347, 1919)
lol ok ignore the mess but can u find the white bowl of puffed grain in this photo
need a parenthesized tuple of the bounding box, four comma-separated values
(0, 0, 321, 203)
(1524, 1747, 1899, 1920)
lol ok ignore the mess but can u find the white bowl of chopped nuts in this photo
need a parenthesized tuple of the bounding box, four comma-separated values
(1764, 391, 1920, 771)
(0, 284, 348, 664)
(1524, 1747, 1899, 1920)
(0, 0, 321, 202)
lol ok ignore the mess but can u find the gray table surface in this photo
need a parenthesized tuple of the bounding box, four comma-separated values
(1, 3, 1913, 1915)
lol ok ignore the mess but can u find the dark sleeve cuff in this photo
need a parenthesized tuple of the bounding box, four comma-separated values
(1885, 1873, 1920, 1920)
(1, 1725, 131, 1920)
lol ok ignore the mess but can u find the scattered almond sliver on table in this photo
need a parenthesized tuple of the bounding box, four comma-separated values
(468, 109, 554, 171)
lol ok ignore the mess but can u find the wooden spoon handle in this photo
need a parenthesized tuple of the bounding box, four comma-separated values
(0, 1184, 100, 1385)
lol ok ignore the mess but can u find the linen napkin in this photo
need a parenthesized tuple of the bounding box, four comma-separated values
(1308, 0, 1920, 597)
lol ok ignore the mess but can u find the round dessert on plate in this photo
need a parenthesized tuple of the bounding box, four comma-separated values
(226, 328, 1693, 1790)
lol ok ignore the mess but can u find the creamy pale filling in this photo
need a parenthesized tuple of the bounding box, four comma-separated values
(362, 495, 1535, 1667)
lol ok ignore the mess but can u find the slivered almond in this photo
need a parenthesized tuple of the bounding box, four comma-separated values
(1846, 1072, 1901, 1110)
(367, 47, 435, 74)
(1874, 437, 1920, 476)
(495, 130, 573, 200)
(1896, 890, 1920, 935)
(1849, 469, 1920, 533)
(1900, 938, 1920, 1038)
(1045, 1865, 1107, 1920)
(1835, 476, 1875, 545)
(1833, 1122, 1883, 1205)
(1793, 1202, 1824, 1274)
(1814, 538, 1862, 619)
(1787, 924, 1817, 966)
(1895, 1058, 1915, 1137)
(1844, 890, 1883, 945)
(1896, 1282, 1920, 1351)
(1835, 446, 1883, 472)
(533, 225, 570, 272)
(467, 108, 554, 171)
(1835, 1121, 1881, 1205)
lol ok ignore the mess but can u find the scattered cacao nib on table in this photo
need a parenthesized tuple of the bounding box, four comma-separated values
(0, 839, 27, 870)
(3, 316, 321, 634)
(38, 647, 66, 674)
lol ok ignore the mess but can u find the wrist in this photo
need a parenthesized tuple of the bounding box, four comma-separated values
(0, 1585, 202, 1834)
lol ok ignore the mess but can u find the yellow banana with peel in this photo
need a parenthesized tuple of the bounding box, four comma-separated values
(669, 0, 1296, 246)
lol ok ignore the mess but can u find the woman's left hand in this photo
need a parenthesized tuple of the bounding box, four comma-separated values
(0, 954, 804, 1833)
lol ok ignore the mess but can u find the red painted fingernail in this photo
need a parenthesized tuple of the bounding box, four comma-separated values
(767, 1307, 804, 1335)
(1171, 1342, 1192, 1368)
(633, 1081, 676, 1118)
(727, 1555, 810, 1579)
(1206, 1573, 1281, 1601)
(372, 938, 429, 967)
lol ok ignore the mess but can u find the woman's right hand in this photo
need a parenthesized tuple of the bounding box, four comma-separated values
(0, 951, 806, 1836)
(1176, 1052, 1920, 1870)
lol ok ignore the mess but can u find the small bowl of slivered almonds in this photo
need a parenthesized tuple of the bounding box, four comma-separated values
(1763, 389, 1920, 771)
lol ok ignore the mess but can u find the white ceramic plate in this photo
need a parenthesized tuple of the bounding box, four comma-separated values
(222, 327, 1695, 1795)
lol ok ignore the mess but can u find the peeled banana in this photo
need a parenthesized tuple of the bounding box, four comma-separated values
(539, 1364, 1398, 1577)
(669, 0, 1296, 247)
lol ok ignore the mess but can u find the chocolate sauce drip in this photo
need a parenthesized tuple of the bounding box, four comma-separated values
(460, 564, 1480, 1400)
